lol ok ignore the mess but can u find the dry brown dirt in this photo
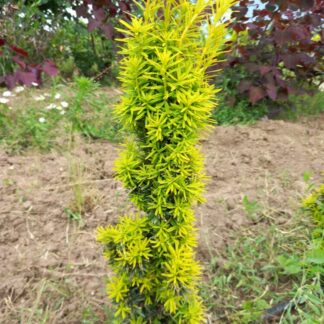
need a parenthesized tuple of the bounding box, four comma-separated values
(1, 115, 323, 323)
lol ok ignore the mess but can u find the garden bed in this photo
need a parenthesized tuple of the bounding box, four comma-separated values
(1, 113, 324, 323)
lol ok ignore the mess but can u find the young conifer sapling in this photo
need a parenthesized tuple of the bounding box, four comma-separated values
(97, 0, 237, 322)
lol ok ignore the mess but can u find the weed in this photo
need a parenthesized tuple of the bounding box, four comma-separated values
(213, 97, 268, 125)
(242, 195, 262, 220)
(81, 305, 115, 324)
(279, 91, 324, 121)
(204, 181, 324, 323)
(17, 278, 73, 323)
(65, 155, 100, 226)
(0, 78, 122, 153)
(0, 102, 62, 153)
(67, 77, 122, 142)
(64, 208, 83, 224)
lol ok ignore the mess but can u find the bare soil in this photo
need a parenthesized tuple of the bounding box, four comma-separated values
(1, 114, 323, 323)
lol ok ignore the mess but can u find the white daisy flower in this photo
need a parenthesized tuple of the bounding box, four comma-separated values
(54, 93, 61, 99)
(60, 110, 65, 115)
(34, 95, 45, 101)
(319, 83, 324, 92)
(45, 103, 57, 110)
(38, 117, 46, 123)
(56, 105, 62, 111)
(31, 82, 39, 87)
(61, 101, 69, 108)
(0, 97, 9, 104)
(15, 86, 25, 93)
(3, 91, 12, 97)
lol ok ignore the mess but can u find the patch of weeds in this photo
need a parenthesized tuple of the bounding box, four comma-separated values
(0, 78, 122, 153)
(204, 200, 323, 323)
(17, 278, 73, 324)
(68, 159, 86, 218)
(64, 208, 83, 225)
(212, 97, 268, 125)
(0, 102, 62, 153)
(65, 156, 100, 226)
(81, 305, 115, 324)
(279, 170, 294, 190)
(242, 195, 262, 220)
(279, 91, 324, 120)
(81, 306, 101, 324)
(67, 77, 123, 142)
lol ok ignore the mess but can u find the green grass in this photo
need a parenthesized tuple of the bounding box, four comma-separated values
(212, 90, 324, 125)
(67, 77, 122, 142)
(0, 77, 122, 153)
(0, 103, 62, 152)
(279, 91, 324, 121)
(203, 188, 324, 323)
(212, 97, 268, 125)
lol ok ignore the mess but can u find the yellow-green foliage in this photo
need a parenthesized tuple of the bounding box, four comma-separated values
(97, 0, 236, 322)
(303, 184, 324, 228)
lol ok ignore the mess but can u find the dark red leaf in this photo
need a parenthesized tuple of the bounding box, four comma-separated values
(260, 65, 271, 75)
(274, 29, 290, 45)
(12, 56, 26, 69)
(16, 71, 38, 86)
(233, 23, 246, 33)
(247, 23, 257, 30)
(287, 25, 309, 41)
(10, 45, 29, 57)
(94, 8, 106, 22)
(120, 1, 129, 12)
(254, 9, 271, 16)
(101, 24, 114, 39)
(42, 60, 58, 76)
(298, 0, 315, 10)
(0, 38, 5, 46)
(88, 19, 101, 32)
(75, 4, 89, 18)
(249, 86, 265, 104)
(238, 80, 252, 93)
(246, 63, 259, 73)
(109, 6, 117, 16)
(237, 46, 248, 56)
(266, 84, 277, 100)
(304, 14, 321, 27)
(5, 74, 17, 89)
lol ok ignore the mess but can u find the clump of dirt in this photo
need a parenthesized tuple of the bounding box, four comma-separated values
(1, 114, 323, 323)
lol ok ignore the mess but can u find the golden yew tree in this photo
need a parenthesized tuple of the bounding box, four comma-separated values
(97, 0, 236, 322)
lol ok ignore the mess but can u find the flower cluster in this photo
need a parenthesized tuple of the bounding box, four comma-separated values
(0, 86, 69, 122)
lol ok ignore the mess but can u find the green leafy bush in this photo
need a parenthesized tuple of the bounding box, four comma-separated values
(96, 0, 236, 322)
(49, 20, 116, 82)
(213, 65, 269, 124)
(1, 2, 116, 84)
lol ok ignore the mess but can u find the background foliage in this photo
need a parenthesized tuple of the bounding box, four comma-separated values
(213, 0, 324, 122)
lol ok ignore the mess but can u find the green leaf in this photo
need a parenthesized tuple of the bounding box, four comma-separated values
(277, 255, 302, 274)
(305, 249, 324, 264)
